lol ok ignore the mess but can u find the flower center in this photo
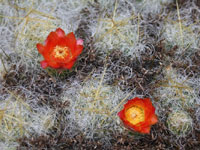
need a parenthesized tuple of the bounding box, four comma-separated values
(52, 46, 72, 59)
(125, 106, 145, 125)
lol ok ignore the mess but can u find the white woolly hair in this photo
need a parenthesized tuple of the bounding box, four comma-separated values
(163, 0, 200, 54)
(0, 54, 9, 80)
(132, 0, 173, 15)
(0, 0, 17, 56)
(164, 21, 199, 53)
(61, 69, 138, 142)
(0, 91, 56, 149)
(167, 109, 193, 137)
(154, 66, 199, 110)
(0, 142, 19, 150)
(89, 0, 156, 58)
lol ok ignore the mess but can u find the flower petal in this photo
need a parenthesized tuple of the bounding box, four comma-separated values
(143, 98, 155, 116)
(149, 114, 158, 125)
(47, 60, 61, 69)
(118, 110, 125, 119)
(37, 43, 45, 54)
(45, 32, 59, 49)
(55, 28, 65, 37)
(76, 39, 84, 45)
(139, 126, 151, 134)
(64, 32, 76, 52)
(74, 45, 83, 56)
(40, 60, 48, 69)
(63, 59, 76, 69)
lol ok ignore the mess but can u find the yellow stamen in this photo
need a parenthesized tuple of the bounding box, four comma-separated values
(125, 106, 145, 125)
(52, 46, 72, 59)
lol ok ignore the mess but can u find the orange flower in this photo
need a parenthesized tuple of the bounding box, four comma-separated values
(36, 28, 83, 69)
(118, 97, 158, 134)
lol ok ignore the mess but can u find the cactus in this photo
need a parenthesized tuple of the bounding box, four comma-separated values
(0, 91, 56, 148)
(164, 22, 198, 53)
(89, 0, 148, 57)
(155, 66, 198, 109)
(167, 110, 193, 136)
(134, 0, 173, 14)
(62, 71, 129, 140)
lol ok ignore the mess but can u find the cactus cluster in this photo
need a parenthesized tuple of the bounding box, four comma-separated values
(0, 0, 200, 149)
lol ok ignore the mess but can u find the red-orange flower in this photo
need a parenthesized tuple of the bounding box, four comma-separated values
(36, 28, 83, 69)
(118, 97, 158, 134)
